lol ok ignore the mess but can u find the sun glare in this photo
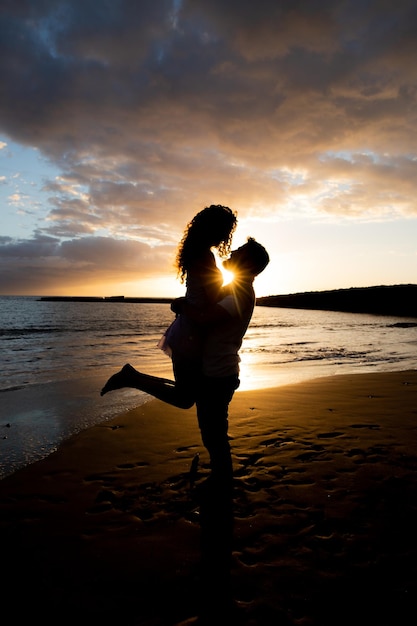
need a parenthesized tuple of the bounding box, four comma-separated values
(221, 266, 234, 285)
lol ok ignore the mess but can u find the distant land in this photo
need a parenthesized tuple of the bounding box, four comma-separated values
(39, 284, 417, 318)
(257, 284, 417, 318)
(39, 295, 172, 304)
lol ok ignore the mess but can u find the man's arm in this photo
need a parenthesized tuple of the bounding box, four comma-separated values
(171, 297, 232, 325)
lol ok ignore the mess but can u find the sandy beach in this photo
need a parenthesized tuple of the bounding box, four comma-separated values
(1, 370, 417, 625)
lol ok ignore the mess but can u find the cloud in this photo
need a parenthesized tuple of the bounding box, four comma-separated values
(0, 232, 174, 294)
(0, 1, 417, 293)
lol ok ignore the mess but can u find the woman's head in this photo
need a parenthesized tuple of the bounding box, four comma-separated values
(176, 204, 237, 281)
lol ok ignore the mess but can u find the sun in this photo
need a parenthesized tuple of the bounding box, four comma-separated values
(215, 251, 234, 285)
(220, 266, 234, 285)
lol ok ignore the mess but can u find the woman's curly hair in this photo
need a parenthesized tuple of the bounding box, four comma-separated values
(175, 204, 237, 283)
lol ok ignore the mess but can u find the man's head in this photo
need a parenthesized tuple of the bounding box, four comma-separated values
(223, 237, 269, 278)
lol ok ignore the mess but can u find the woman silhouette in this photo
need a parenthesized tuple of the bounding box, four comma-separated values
(101, 204, 237, 407)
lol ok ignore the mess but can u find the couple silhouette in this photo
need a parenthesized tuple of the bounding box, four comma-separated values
(101, 204, 269, 487)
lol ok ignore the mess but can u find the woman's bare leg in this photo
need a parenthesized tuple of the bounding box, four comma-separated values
(100, 363, 194, 409)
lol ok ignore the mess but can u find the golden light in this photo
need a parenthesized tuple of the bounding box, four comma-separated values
(220, 266, 234, 285)
(214, 251, 234, 286)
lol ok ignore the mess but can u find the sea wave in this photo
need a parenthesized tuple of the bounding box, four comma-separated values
(1, 297, 417, 479)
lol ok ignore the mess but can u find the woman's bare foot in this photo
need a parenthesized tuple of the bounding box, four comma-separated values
(100, 363, 138, 396)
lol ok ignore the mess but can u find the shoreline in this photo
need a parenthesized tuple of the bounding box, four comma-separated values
(2, 362, 415, 481)
(1, 369, 417, 625)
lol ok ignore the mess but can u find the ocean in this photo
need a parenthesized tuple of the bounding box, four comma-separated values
(1, 295, 416, 479)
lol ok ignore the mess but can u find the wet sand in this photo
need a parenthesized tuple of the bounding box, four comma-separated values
(1, 370, 417, 625)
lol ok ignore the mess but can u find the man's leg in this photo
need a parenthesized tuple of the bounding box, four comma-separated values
(195, 376, 239, 615)
(196, 375, 240, 483)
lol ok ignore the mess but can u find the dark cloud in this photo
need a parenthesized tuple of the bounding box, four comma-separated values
(2, 0, 415, 155)
(1, 1, 417, 293)
(0, 231, 173, 294)
(0, 232, 60, 258)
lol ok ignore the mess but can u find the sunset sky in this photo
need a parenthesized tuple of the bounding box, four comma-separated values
(1, 0, 417, 298)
